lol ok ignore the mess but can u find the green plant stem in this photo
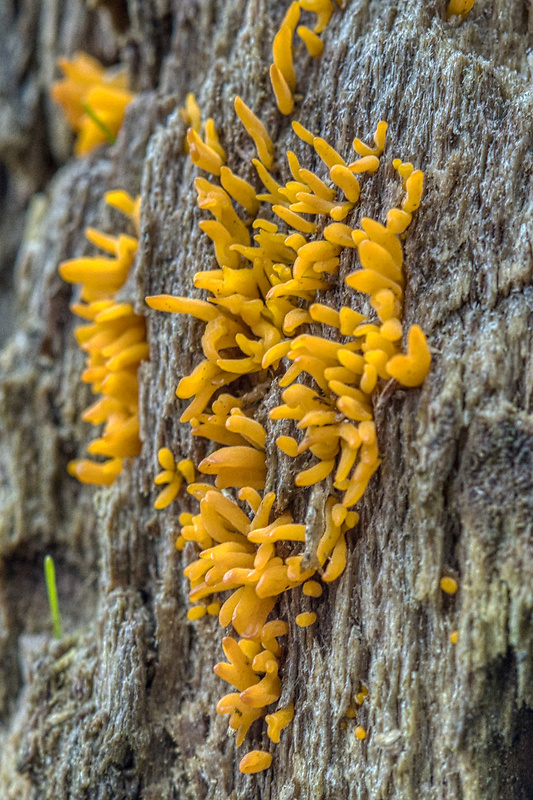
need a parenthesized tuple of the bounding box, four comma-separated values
(44, 555, 62, 639)
(82, 102, 116, 144)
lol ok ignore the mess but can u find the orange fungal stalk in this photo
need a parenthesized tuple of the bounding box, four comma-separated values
(51, 52, 134, 156)
(59, 191, 146, 485)
(147, 99, 431, 773)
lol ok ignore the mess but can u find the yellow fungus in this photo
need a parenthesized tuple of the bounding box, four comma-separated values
(179, 92, 201, 133)
(146, 294, 219, 321)
(346, 707, 357, 719)
(295, 459, 335, 487)
(146, 106, 430, 773)
(386, 207, 412, 234)
(265, 705, 294, 743)
(447, 0, 475, 19)
(60, 193, 145, 485)
(296, 612, 317, 627)
(355, 726, 367, 740)
(204, 118, 226, 161)
(402, 170, 424, 214)
(51, 52, 134, 156)
(324, 223, 358, 248)
(360, 363, 378, 394)
(269, 63, 294, 116)
(440, 576, 459, 595)
(297, 25, 324, 56)
(239, 750, 273, 774)
(355, 685, 368, 704)
(276, 436, 300, 457)
(234, 97, 275, 169)
(273, 24, 297, 93)
(292, 120, 315, 144)
(299, 0, 334, 33)
(386, 324, 431, 387)
(353, 121, 387, 157)
(273, 204, 317, 234)
(187, 128, 224, 175)
(330, 165, 360, 202)
(450, 630, 459, 644)
(188, 606, 207, 621)
(303, 580, 323, 597)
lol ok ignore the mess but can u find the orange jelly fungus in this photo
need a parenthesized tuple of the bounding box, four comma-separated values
(269, 0, 346, 115)
(154, 448, 195, 510)
(51, 52, 134, 156)
(239, 750, 273, 774)
(59, 191, 146, 485)
(147, 92, 431, 773)
(447, 0, 475, 19)
(440, 576, 459, 595)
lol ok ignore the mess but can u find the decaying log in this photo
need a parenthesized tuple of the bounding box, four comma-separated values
(1, 1, 533, 798)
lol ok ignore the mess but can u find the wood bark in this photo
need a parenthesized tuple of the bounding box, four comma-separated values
(1, 1, 533, 798)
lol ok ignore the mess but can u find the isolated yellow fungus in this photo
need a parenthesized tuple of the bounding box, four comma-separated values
(440, 576, 459, 595)
(303, 580, 323, 597)
(355, 685, 368, 704)
(450, 630, 459, 644)
(239, 751, 273, 774)
(355, 726, 367, 740)
(447, 0, 475, 19)
(51, 52, 134, 156)
(402, 170, 424, 213)
(296, 611, 317, 627)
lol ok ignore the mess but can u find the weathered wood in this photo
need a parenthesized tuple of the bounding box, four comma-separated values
(1, 1, 533, 798)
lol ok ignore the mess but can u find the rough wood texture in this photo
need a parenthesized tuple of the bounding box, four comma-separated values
(1, 0, 533, 798)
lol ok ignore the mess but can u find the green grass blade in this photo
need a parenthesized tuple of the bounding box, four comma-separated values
(44, 555, 62, 639)
(82, 102, 116, 144)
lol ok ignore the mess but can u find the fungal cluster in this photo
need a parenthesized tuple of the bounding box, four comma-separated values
(52, 1, 434, 780)
(51, 52, 134, 155)
(146, 94, 430, 771)
(59, 192, 148, 485)
(270, 0, 345, 115)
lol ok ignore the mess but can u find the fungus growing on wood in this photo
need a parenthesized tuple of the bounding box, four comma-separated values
(440, 576, 459, 595)
(51, 52, 134, 155)
(269, 0, 345, 115)
(239, 750, 273, 774)
(147, 95, 431, 772)
(447, 0, 475, 19)
(154, 448, 195, 509)
(59, 191, 146, 485)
